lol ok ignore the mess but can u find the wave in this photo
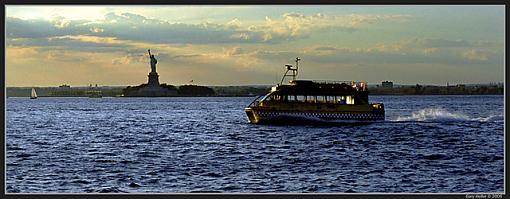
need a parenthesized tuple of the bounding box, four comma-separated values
(392, 108, 502, 123)
(474, 115, 504, 122)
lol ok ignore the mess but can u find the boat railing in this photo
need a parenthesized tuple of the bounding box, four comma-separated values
(298, 80, 368, 91)
(309, 80, 366, 86)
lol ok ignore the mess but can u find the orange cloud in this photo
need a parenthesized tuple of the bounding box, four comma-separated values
(48, 35, 123, 44)
(463, 49, 488, 61)
(6, 46, 39, 58)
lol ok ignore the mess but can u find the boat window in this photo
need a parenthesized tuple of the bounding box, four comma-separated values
(337, 96, 346, 104)
(260, 94, 270, 101)
(346, 96, 354, 104)
(326, 96, 335, 103)
(261, 93, 275, 102)
(288, 95, 296, 101)
(317, 96, 326, 103)
(296, 95, 306, 102)
(306, 96, 314, 103)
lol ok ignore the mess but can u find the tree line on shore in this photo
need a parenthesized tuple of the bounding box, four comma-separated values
(6, 83, 503, 97)
(370, 84, 503, 95)
(122, 84, 216, 97)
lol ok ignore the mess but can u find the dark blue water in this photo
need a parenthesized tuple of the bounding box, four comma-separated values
(6, 95, 504, 193)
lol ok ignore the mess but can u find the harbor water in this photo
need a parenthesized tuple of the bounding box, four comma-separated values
(5, 95, 504, 193)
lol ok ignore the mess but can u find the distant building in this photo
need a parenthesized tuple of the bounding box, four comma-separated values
(59, 84, 71, 88)
(381, 81, 393, 88)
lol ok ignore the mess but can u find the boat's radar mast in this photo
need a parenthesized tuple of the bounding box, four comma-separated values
(280, 57, 301, 84)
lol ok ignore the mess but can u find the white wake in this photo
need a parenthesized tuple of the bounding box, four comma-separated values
(393, 108, 502, 123)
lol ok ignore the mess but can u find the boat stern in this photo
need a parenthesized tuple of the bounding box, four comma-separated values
(371, 103, 385, 120)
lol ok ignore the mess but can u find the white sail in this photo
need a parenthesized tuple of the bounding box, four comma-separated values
(31, 88, 37, 99)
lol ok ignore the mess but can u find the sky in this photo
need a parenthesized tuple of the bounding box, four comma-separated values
(5, 5, 505, 86)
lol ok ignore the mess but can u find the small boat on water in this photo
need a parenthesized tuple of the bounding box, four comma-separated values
(244, 58, 385, 124)
(86, 90, 103, 98)
(86, 84, 103, 98)
(30, 88, 37, 99)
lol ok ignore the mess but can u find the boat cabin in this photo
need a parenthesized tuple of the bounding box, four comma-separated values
(260, 80, 369, 106)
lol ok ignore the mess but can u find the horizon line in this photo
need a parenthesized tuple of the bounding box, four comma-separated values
(5, 82, 505, 88)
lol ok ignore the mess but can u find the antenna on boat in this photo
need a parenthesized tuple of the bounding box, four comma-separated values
(280, 57, 300, 84)
(295, 57, 300, 77)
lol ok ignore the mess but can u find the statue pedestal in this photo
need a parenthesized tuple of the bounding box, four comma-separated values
(121, 51, 179, 97)
(148, 72, 160, 87)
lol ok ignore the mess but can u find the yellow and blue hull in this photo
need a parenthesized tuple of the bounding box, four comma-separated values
(245, 105, 384, 125)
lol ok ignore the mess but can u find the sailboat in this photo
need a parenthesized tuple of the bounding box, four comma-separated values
(30, 88, 38, 99)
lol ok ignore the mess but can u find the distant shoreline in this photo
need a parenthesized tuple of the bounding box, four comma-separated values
(6, 94, 504, 98)
(6, 83, 504, 97)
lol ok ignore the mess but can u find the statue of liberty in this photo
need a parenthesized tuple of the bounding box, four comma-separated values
(148, 49, 157, 73)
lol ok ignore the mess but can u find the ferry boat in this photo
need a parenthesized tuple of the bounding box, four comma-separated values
(86, 90, 102, 98)
(244, 58, 384, 124)
(86, 84, 103, 98)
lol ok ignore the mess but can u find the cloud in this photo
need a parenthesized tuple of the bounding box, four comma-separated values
(462, 49, 489, 61)
(6, 12, 411, 46)
(5, 6, 504, 86)
(49, 35, 124, 45)
(6, 46, 39, 60)
(258, 13, 411, 38)
(257, 13, 358, 41)
(226, 18, 242, 29)
(112, 52, 147, 65)
(6, 36, 130, 55)
(313, 46, 338, 51)
(256, 38, 502, 66)
(414, 38, 471, 48)
(303, 46, 339, 56)
(224, 47, 243, 56)
(346, 14, 412, 26)
(366, 38, 483, 54)
(6, 17, 90, 38)
(45, 50, 88, 62)
(422, 48, 439, 55)
(90, 27, 104, 33)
